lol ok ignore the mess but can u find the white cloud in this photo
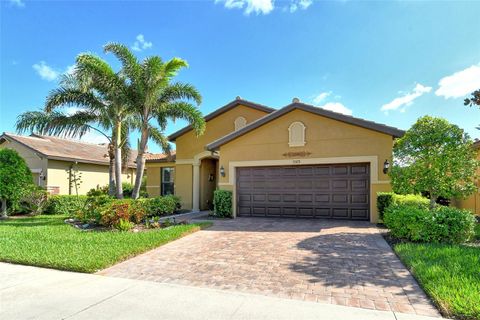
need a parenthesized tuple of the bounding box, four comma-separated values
(32, 62, 76, 81)
(65, 64, 76, 75)
(435, 64, 480, 99)
(132, 34, 153, 52)
(9, 0, 25, 7)
(312, 91, 331, 105)
(33, 61, 59, 81)
(216, 0, 274, 15)
(319, 102, 353, 115)
(381, 83, 432, 113)
(289, 0, 312, 12)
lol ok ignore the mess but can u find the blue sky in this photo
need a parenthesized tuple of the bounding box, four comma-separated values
(1, 0, 480, 153)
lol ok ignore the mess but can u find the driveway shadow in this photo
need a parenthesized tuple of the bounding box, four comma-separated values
(290, 232, 412, 289)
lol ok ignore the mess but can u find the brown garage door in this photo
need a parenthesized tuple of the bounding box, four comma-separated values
(236, 163, 370, 220)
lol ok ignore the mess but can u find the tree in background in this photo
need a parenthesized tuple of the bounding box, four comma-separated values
(103, 43, 206, 199)
(390, 116, 479, 209)
(0, 148, 34, 217)
(464, 89, 480, 107)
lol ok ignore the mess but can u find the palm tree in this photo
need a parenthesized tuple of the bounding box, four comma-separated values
(103, 43, 206, 199)
(16, 53, 133, 198)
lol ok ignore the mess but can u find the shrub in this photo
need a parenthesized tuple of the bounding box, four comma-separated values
(98, 199, 146, 227)
(384, 205, 433, 241)
(377, 192, 429, 220)
(213, 190, 232, 218)
(141, 195, 179, 217)
(115, 218, 134, 231)
(18, 186, 48, 215)
(432, 206, 476, 243)
(44, 195, 88, 215)
(0, 148, 34, 216)
(384, 203, 476, 243)
(77, 195, 112, 223)
(122, 182, 134, 198)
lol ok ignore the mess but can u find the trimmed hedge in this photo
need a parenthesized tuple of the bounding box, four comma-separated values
(377, 192, 429, 220)
(213, 190, 232, 218)
(44, 195, 88, 215)
(384, 204, 476, 243)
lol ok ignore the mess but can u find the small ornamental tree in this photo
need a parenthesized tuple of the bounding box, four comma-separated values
(390, 116, 479, 209)
(0, 148, 34, 217)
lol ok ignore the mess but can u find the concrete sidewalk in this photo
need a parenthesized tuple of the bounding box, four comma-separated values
(0, 263, 443, 320)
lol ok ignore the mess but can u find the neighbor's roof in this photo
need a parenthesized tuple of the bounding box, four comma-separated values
(145, 150, 176, 163)
(0, 132, 137, 167)
(168, 98, 275, 141)
(206, 102, 405, 151)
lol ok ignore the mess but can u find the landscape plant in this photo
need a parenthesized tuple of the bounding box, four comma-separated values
(213, 190, 233, 218)
(0, 149, 34, 217)
(390, 116, 478, 209)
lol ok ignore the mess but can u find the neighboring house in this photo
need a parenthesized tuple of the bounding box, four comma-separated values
(146, 97, 404, 222)
(0, 133, 136, 195)
(452, 140, 480, 216)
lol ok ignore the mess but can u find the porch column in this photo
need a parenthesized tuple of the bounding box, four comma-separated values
(192, 162, 200, 212)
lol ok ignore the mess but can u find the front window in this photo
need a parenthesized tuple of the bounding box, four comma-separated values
(161, 167, 175, 196)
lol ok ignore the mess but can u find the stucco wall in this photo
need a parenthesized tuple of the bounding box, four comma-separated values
(145, 162, 175, 197)
(171, 103, 271, 209)
(175, 164, 193, 209)
(216, 109, 395, 222)
(47, 159, 135, 195)
(0, 140, 48, 186)
(175, 104, 271, 159)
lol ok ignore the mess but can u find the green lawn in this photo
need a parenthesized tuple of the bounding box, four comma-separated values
(0, 215, 211, 273)
(394, 243, 480, 320)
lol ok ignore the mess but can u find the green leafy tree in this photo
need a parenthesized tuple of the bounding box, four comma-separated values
(0, 149, 34, 217)
(103, 43, 206, 199)
(390, 116, 479, 209)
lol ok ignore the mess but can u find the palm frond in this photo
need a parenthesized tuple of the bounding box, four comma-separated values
(158, 82, 202, 105)
(148, 126, 171, 153)
(163, 57, 188, 79)
(104, 42, 141, 82)
(162, 101, 205, 136)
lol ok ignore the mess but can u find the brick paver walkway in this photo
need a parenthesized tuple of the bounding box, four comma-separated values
(98, 218, 441, 317)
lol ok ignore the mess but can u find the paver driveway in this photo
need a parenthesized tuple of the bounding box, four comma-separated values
(99, 218, 440, 317)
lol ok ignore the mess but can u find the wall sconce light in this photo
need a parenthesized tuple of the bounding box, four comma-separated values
(39, 170, 46, 181)
(383, 159, 390, 174)
(220, 165, 225, 177)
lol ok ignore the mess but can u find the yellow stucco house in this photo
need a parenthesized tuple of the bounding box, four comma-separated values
(146, 97, 404, 223)
(0, 133, 136, 195)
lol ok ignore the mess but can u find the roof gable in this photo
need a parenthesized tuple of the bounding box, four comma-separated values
(206, 102, 405, 150)
(168, 98, 275, 141)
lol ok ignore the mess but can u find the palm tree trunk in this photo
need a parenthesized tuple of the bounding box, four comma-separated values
(114, 123, 124, 199)
(132, 127, 149, 199)
(108, 143, 115, 196)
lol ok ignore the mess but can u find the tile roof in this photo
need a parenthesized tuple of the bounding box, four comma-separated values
(145, 150, 176, 163)
(0, 133, 137, 167)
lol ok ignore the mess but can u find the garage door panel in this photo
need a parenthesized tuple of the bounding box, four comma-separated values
(237, 163, 370, 220)
(332, 208, 349, 218)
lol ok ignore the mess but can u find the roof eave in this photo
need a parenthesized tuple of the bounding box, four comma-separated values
(206, 103, 405, 150)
